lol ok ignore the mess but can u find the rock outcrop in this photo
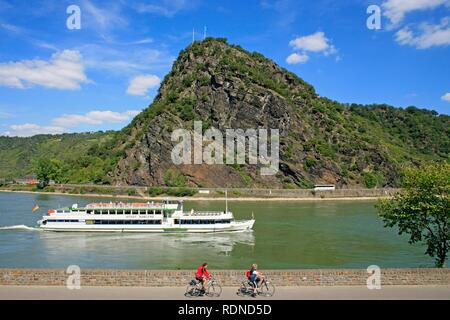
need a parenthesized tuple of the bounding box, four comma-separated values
(111, 38, 449, 188)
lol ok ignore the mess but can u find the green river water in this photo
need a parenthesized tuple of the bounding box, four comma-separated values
(0, 192, 433, 269)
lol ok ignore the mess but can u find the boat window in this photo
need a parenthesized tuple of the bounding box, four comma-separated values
(117, 210, 123, 215)
(132, 210, 138, 215)
(83, 219, 166, 225)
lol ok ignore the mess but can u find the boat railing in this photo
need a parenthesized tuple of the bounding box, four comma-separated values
(182, 211, 231, 216)
(85, 202, 165, 209)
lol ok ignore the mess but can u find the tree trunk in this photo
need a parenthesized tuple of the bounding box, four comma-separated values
(435, 249, 446, 268)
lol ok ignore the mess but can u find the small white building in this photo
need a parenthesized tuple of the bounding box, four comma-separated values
(314, 184, 335, 191)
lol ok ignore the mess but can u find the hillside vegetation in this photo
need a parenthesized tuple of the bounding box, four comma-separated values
(0, 38, 448, 188)
(0, 131, 119, 184)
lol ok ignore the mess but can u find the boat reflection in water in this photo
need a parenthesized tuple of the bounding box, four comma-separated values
(37, 230, 255, 267)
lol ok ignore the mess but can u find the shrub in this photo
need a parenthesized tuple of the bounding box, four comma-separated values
(303, 156, 318, 170)
(316, 142, 335, 158)
(163, 170, 187, 187)
(127, 188, 137, 196)
(148, 187, 165, 197)
(363, 172, 385, 189)
(42, 186, 55, 192)
(166, 187, 197, 197)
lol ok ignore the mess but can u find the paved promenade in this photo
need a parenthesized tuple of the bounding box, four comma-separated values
(1, 285, 449, 300)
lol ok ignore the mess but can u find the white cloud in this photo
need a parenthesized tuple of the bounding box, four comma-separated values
(286, 53, 309, 64)
(395, 18, 450, 48)
(132, 0, 194, 17)
(382, 0, 449, 25)
(395, 27, 415, 44)
(126, 74, 161, 96)
(442, 92, 450, 102)
(289, 32, 336, 54)
(82, 0, 127, 37)
(78, 44, 174, 75)
(128, 38, 154, 45)
(4, 123, 65, 137)
(0, 50, 89, 90)
(3, 110, 141, 137)
(287, 31, 337, 64)
(0, 111, 12, 119)
(0, 23, 23, 34)
(52, 110, 141, 128)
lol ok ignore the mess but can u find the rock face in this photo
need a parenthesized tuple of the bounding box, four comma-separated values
(112, 38, 449, 188)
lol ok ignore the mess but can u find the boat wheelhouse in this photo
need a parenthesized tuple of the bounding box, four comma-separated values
(37, 200, 254, 233)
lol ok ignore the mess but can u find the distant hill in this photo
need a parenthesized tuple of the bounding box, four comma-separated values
(0, 131, 118, 184)
(1, 38, 448, 188)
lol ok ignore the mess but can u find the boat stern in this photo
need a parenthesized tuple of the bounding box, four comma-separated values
(232, 219, 255, 231)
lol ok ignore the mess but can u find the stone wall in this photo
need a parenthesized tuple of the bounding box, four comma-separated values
(0, 268, 449, 287)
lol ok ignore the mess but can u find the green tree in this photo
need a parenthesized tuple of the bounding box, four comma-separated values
(35, 158, 64, 188)
(376, 163, 450, 267)
(49, 159, 63, 183)
(35, 158, 53, 188)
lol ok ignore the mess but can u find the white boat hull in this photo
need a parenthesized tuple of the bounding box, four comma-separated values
(38, 219, 255, 233)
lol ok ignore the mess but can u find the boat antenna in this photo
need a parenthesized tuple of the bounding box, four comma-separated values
(192, 28, 195, 44)
(203, 25, 207, 39)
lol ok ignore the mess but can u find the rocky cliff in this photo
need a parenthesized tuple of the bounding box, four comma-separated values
(110, 38, 449, 188)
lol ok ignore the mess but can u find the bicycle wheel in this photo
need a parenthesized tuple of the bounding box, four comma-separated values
(236, 282, 249, 297)
(259, 281, 275, 297)
(206, 282, 222, 297)
(185, 284, 199, 297)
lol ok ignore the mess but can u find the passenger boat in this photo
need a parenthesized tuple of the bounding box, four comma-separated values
(37, 199, 255, 233)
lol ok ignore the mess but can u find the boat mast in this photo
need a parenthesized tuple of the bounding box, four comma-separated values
(225, 189, 228, 214)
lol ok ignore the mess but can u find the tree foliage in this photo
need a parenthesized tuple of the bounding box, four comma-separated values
(376, 163, 450, 267)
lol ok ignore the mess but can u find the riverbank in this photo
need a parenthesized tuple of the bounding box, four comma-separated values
(1, 268, 448, 287)
(0, 189, 386, 201)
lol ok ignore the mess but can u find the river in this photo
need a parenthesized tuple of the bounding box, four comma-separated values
(0, 192, 432, 269)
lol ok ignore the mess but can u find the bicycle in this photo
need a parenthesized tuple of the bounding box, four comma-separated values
(236, 277, 275, 297)
(185, 277, 222, 298)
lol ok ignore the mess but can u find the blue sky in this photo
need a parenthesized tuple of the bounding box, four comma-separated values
(0, 0, 449, 136)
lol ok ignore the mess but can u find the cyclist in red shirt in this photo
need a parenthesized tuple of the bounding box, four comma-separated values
(195, 262, 211, 293)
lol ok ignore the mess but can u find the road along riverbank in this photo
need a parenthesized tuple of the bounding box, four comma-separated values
(1, 285, 449, 300)
(0, 185, 400, 201)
